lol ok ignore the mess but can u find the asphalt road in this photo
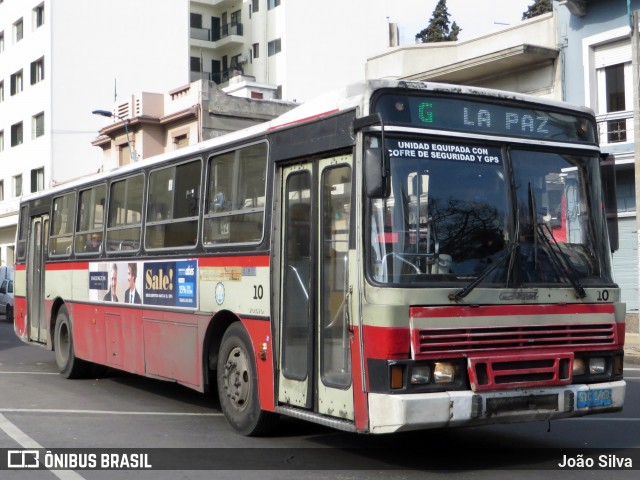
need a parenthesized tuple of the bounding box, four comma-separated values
(0, 318, 638, 479)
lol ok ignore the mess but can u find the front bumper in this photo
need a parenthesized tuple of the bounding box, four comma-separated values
(368, 380, 626, 434)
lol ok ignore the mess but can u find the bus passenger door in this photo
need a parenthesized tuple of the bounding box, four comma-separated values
(27, 215, 48, 343)
(277, 155, 354, 422)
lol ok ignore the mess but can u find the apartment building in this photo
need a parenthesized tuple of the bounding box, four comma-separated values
(365, 12, 561, 99)
(91, 79, 294, 165)
(0, 0, 189, 267)
(189, 0, 392, 102)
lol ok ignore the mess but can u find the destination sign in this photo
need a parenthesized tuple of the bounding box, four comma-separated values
(374, 94, 596, 144)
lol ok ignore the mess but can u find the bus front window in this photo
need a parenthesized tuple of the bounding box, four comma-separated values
(511, 150, 606, 286)
(369, 138, 509, 284)
(367, 137, 611, 288)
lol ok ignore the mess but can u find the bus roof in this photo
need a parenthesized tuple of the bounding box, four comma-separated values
(21, 80, 595, 202)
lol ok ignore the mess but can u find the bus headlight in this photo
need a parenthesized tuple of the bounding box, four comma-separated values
(572, 358, 586, 376)
(411, 365, 432, 385)
(433, 362, 456, 383)
(589, 357, 606, 375)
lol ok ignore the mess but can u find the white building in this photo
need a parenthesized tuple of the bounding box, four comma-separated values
(0, 0, 189, 266)
(189, 0, 392, 102)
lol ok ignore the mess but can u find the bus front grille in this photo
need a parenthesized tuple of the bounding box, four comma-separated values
(414, 323, 616, 355)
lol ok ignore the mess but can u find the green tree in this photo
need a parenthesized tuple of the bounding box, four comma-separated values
(415, 0, 461, 43)
(522, 0, 552, 20)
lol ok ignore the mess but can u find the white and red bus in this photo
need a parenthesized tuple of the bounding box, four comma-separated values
(14, 80, 626, 435)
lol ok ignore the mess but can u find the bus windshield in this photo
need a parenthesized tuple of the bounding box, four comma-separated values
(368, 136, 612, 288)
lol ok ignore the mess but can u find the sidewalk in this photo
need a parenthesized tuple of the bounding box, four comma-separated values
(625, 333, 640, 366)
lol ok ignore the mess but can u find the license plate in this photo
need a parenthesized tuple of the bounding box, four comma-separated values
(576, 388, 612, 408)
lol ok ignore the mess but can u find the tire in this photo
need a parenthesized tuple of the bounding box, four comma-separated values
(217, 323, 278, 436)
(5, 305, 12, 323)
(54, 306, 89, 379)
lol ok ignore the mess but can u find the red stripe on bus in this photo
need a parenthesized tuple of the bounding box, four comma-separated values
(15, 264, 26, 271)
(45, 262, 89, 271)
(199, 255, 270, 268)
(410, 303, 615, 319)
(362, 325, 411, 359)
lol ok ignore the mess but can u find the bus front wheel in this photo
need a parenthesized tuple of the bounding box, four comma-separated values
(216, 323, 277, 436)
(54, 306, 89, 379)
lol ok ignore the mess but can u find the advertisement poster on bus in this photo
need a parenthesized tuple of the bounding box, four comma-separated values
(88, 260, 197, 309)
(142, 260, 197, 308)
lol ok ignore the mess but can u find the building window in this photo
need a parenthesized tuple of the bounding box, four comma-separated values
(190, 56, 201, 72)
(0, 31, 4, 53)
(253, 43, 259, 59)
(604, 63, 626, 142)
(0, 81, 3, 102)
(33, 4, 45, 29)
(13, 175, 22, 197)
(251, 91, 264, 100)
(231, 10, 241, 26)
(31, 167, 44, 193)
(11, 122, 23, 147)
(14, 18, 23, 43)
(0, 181, 4, 202)
(30, 57, 44, 84)
(173, 133, 189, 149)
(32, 112, 44, 138)
(190, 12, 202, 29)
(268, 0, 281, 10)
(252, 0, 259, 14)
(10, 70, 23, 96)
(0, 130, 4, 152)
(268, 38, 281, 56)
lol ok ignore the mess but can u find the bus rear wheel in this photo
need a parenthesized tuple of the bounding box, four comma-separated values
(54, 306, 89, 379)
(216, 323, 277, 436)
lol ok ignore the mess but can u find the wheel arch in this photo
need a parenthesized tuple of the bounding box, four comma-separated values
(48, 297, 67, 351)
(202, 309, 242, 393)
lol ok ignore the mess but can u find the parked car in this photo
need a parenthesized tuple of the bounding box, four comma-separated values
(0, 267, 14, 322)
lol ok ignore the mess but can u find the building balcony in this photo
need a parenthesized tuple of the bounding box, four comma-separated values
(191, 0, 236, 7)
(191, 70, 213, 82)
(596, 110, 634, 148)
(190, 23, 244, 50)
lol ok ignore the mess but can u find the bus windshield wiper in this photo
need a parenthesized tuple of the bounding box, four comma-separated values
(448, 242, 517, 302)
(535, 222, 587, 298)
(528, 184, 586, 299)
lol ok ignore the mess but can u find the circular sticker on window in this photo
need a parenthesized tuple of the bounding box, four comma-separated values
(215, 282, 225, 305)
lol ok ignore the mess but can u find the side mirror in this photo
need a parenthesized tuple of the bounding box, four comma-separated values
(600, 154, 618, 253)
(364, 147, 390, 198)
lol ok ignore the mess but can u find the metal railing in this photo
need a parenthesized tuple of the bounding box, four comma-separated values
(190, 23, 243, 42)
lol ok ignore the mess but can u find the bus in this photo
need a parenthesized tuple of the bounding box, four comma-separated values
(14, 80, 626, 436)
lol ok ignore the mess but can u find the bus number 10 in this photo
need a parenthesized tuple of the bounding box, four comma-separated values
(253, 285, 264, 300)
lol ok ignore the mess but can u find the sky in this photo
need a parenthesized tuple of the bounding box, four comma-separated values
(387, 0, 537, 44)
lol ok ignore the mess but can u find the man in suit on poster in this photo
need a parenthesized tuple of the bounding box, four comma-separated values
(124, 263, 142, 304)
(103, 263, 119, 302)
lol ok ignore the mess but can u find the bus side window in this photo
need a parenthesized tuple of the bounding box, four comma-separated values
(204, 142, 267, 246)
(106, 174, 144, 253)
(49, 192, 76, 257)
(145, 159, 201, 250)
